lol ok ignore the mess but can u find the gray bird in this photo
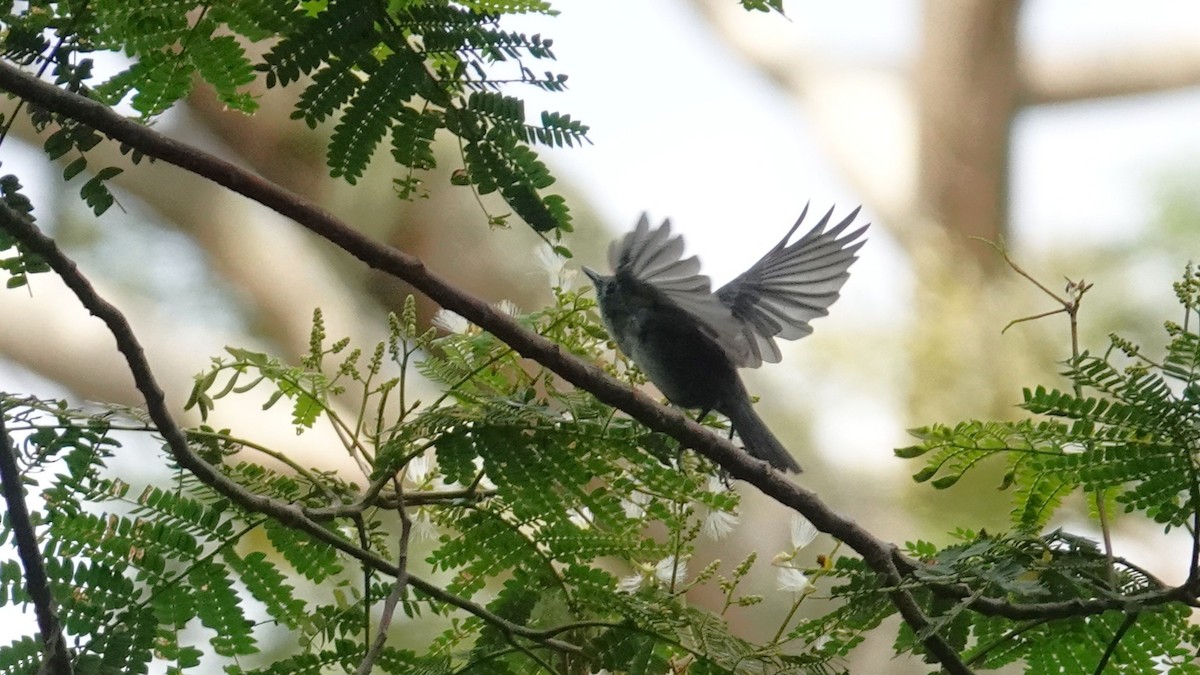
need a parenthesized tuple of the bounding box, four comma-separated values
(583, 205, 867, 472)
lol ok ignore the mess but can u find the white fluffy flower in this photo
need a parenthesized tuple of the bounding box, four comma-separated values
(411, 507, 438, 541)
(558, 266, 579, 290)
(617, 572, 644, 594)
(406, 450, 436, 485)
(777, 567, 815, 595)
(654, 555, 688, 586)
(431, 309, 469, 334)
(790, 513, 819, 550)
(534, 244, 578, 289)
(535, 243, 563, 276)
(493, 299, 520, 317)
(701, 508, 738, 541)
(701, 476, 738, 540)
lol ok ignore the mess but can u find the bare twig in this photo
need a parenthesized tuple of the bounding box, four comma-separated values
(979, 238, 1114, 580)
(355, 478, 413, 674)
(305, 485, 496, 521)
(1187, 462, 1200, 589)
(1001, 307, 1067, 334)
(962, 617, 1052, 667)
(1092, 612, 1137, 675)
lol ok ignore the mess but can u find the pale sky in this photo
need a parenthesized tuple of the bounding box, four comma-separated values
(510, 0, 1200, 278)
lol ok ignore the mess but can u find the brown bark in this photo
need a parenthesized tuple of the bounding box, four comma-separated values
(915, 0, 1022, 273)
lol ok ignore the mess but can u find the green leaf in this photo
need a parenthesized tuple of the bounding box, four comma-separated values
(62, 156, 88, 180)
(328, 53, 422, 184)
(190, 34, 258, 113)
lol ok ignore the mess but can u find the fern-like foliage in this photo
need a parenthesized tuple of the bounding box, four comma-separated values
(8, 0, 1199, 659)
(6, 258, 1200, 671)
(0, 288, 818, 673)
(3, 0, 584, 235)
(800, 528, 1200, 673)
(887, 265, 1200, 672)
(899, 266, 1200, 535)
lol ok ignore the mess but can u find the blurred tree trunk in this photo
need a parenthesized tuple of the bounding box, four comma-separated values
(906, 0, 1026, 423)
(915, 0, 1021, 273)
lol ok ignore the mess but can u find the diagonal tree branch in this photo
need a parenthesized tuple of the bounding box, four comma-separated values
(0, 409, 74, 674)
(0, 59, 974, 671)
(0, 199, 581, 656)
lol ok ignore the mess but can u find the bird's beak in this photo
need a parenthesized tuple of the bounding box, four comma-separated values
(582, 266, 601, 284)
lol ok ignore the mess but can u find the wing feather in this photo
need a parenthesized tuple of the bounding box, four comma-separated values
(716, 205, 868, 367)
(605, 208, 867, 370)
(611, 214, 750, 364)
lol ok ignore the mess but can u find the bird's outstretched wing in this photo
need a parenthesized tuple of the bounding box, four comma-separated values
(716, 205, 868, 368)
(611, 215, 749, 363)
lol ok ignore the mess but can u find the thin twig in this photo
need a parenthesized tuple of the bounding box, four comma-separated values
(0, 408, 74, 674)
(975, 238, 1070, 305)
(1186, 461, 1200, 589)
(1001, 307, 1068, 334)
(305, 485, 496, 520)
(355, 478, 413, 673)
(1093, 612, 1137, 675)
(354, 514, 373, 653)
(185, 426, 338, 501)
(980, 238, 1115, 582)
(962, 617, 1052, 667)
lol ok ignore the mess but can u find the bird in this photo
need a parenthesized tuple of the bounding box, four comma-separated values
(583, 204, 867, 472)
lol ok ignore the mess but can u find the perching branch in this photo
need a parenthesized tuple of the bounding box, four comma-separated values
(8, 51, 1200, 671)
(15, 53, 1200, 671)
(0, 58, 971, 672)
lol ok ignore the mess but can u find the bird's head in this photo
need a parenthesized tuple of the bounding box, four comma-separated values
(583, 266, 614, 298)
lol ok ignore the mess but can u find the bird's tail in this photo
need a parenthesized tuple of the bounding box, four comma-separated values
(720, 384, 801, 473)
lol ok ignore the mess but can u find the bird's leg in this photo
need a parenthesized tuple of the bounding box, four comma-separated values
(693, 408, 735, 486)
(677, 408, 712, 467)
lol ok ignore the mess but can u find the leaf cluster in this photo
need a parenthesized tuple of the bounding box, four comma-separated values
(0, 291, 806, 673)
(0, 171, 48, 287)
(884, 265, 1200, 672)
(2, 0, 586, 236)
(6, 268, 1200, 672)
(900, 265, 1200, 535)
